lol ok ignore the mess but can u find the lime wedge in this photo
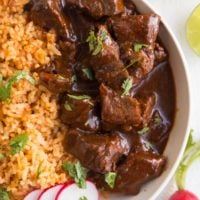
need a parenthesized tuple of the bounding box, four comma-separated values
(186, 4, 200, 56)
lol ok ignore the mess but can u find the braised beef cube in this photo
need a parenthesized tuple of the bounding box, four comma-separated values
(123, 0, 137, 16)
(112, 14, 160, 44)
(120, 42, 155, 83)
(39, 72, 72, 93)
(64, 0, 124, 19)
(29, 0, 75, 40)
(60, 95, 100, 132)
(100, 84, 142, 127)
(65, 129, 130, 173)
(115, 152, 166, 194)
(154, 43, 168, 66)
(85, 26, 129, 90)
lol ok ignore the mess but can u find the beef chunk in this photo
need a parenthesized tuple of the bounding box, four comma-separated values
(65, 129, 130, 173)
(112, 14, 160, 44)
(154, 43, 168, 65)
(28, 0, 75, 40)
(100, 84, 142, 127)
(63, 0, 124, 19)
(37, 58, 73, 93)
(100, 84, 155, 130)
(123, 0, 137, 16)
(60, 95, 100, 132)
(85, 26, 129, 90)
(120, 43, 155, 83)
(115, 152, 165, 194)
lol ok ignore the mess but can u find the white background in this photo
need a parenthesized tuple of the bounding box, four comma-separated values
(146, 0, 200, 199)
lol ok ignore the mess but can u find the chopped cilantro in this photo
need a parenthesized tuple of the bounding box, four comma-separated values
(10, 134, 29, 155)
(63, 161, 87, 189)
(133, 43, 148, 52)
(36, 161, 43, 179)
(72, 74, 78, 82)
(64, 101, 73, 111)
(68, 94, 91, 100)
(0, 71, 36, 101)
(121, 78, 133, 96)
(138, 127, 149, 135)
(79, 196, 88, 200)
(0, 188, 9, 200)
(124, 58, 139, 70)
(82, 68, 94, 80)
(143, 140, 154, 150)
(105, 172, 117, 189)
(0, 154, 6, 159)
(86, 30, 107, 56)
(154, 116, 161, 125)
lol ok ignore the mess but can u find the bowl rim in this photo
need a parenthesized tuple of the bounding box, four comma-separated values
(136, 0, 191, 199)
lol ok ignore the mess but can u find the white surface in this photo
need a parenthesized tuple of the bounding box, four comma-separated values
(146, 0, 200, 199)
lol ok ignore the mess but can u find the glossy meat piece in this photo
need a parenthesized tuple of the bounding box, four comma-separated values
(154, 43, 168, 65)
(85, 26, 129, 90)
(63, 0, 124, 19)
(115, 152, 165, 194)
(28, 0, 75, 40)
(120, 42, 155, 83)
(37, 58, 73, 93)
(65, 129, 130, 173)
(123, 0, 137, 16)
(60, 95, 100, 132)
(100, 84, 156, 130)
(112, 14, 160, 44)
(100, 84, 142, 127)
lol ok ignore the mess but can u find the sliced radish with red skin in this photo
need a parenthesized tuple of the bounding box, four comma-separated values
(24, 189, 43, 200)
(169, 190, 199, 200)
(38, 184, 64, 200)
(56, 181, 99, 200)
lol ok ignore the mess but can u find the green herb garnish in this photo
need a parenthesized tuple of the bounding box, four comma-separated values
(72, 74, 78, 82)
(68, 94, 91, 100)
(63, 161, 87, 189)
(82, 68, 94, 80)
(0, 71, 36, 101)
(133, 43, 148, 52)
(64, 101, 73, 111)
(154, 117, 161, 125)
(124, 58, 139, 70)
(36, 161, 43, 179)
(105, 172, 117, 189)
(0, 188, 9, 200)
(86, 30, 107, 56)
(79, 196, 88, 200)
(143, 141, 154, 150)
(0, 154, 6, 159)
(10, 134, 29, 155)
(138, 127, 149, 135)
(121, 78, 133, 96)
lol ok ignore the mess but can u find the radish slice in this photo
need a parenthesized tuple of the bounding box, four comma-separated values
(56, 181, 99, 200)
(38, 184, 64, 200)
(24, 189, 43, 200)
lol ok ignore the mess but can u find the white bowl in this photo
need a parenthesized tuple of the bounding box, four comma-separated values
(109, 0, 191, 199)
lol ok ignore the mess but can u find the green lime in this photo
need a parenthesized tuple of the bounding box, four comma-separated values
(186, 4, 200, 56)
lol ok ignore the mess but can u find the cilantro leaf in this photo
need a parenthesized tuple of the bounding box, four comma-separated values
(0, 154, 6, 159)
(64, 101, 73, 111)
(67, 94, 92, 100)
(79, 196, 88, 200)
(82, 68, 94, 80)
(138, 127, 149, 135)
(36, 161, 43, 179)
(72, 74, 78, 83)
(143, 140, 154, 150)
(63, 161, 87, 189)
(86, 30, 107, 56)
(0, 71, 36, 101)
(121, 78, 133, 96)
(105, 172, 117, 189)
(0, 188, 9, 200)
(133, 43, 148, 52)
(124, 58, 139, 70)
(10, 134, 29, 156)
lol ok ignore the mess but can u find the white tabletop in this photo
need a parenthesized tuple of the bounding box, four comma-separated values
(146, 0, 200, 199)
